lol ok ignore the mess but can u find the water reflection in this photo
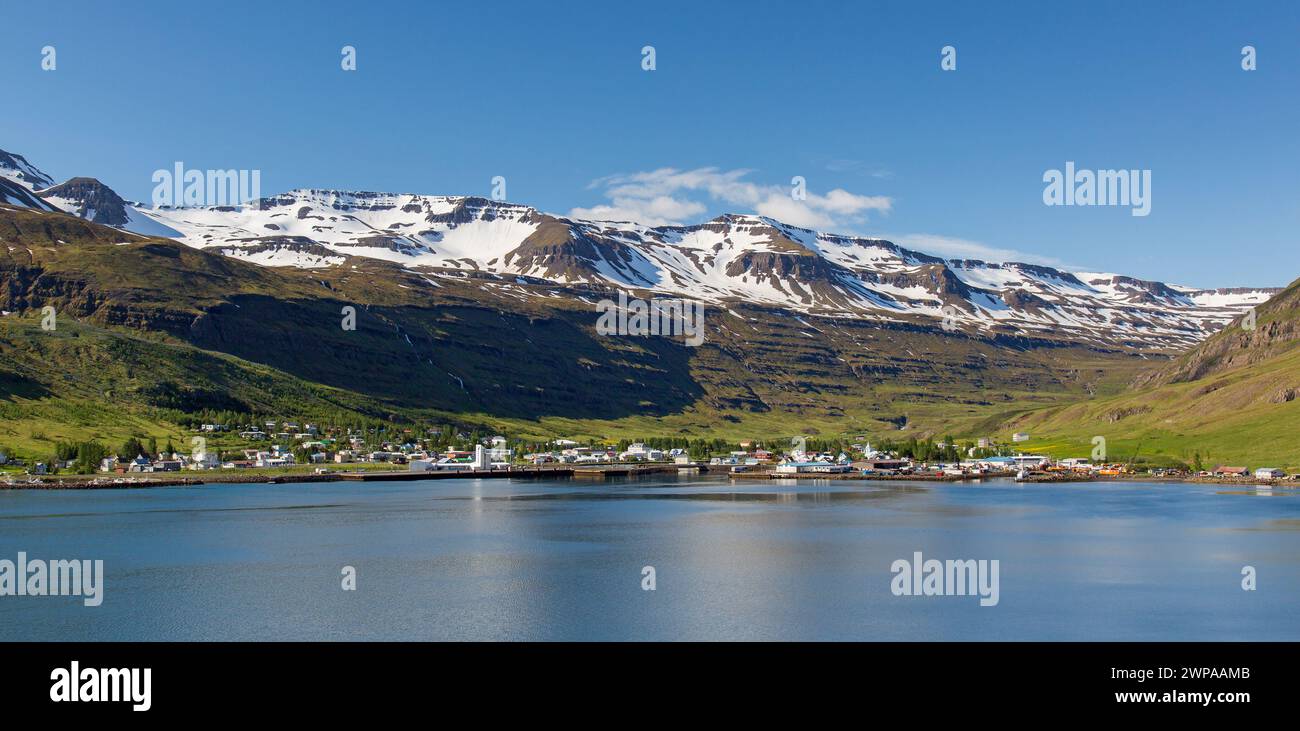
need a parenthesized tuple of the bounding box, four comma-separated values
(0, 475, 1297, 641)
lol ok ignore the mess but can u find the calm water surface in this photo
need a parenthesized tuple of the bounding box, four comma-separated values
(0, 475, 1296, 640)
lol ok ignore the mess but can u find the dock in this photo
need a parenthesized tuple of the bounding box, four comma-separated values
(337, 467, 574, 482)
(728, 470, 1016, 482)
(572, 464, 687, 479)
(3, 462, 710, 489)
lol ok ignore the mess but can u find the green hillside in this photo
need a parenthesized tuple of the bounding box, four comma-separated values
(0, 313, 423, 459)
(0, 204, 1170, 463)
(997, 277, 1300, 469)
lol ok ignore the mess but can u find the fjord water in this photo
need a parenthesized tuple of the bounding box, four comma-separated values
(1, 475, 1296, 641)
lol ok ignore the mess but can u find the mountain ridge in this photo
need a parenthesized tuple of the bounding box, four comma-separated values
(1135, 276, 1300, 388)
(1, 145, 1278, 355)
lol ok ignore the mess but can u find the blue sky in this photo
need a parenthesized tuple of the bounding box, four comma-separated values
(2, 0, 1296, 288)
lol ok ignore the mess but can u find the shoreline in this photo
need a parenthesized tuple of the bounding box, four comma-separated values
(0, 464, 657, 489)
(5, 464, 1298, 490)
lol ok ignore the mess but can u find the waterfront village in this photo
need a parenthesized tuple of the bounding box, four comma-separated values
(2, 420, 1295, 486)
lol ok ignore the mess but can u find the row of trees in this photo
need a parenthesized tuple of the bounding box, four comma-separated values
(50, 440, 111, 474)
(49, 437, 180, 474)
(871, 436, 965, 463)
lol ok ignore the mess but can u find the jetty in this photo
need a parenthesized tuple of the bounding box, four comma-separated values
(728, 469, 1010, 483)
(0, 462, 711, 489)
(572, 464, 685, 479)
(338, 467, 572, 482)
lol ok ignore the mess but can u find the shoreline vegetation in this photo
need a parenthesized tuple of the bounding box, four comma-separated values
(4, 463, 1297, 490)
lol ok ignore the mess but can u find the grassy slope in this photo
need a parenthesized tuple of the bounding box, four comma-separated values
(0, 204, 1201, 461)
(998, 278, 1300, 469)
(0, 312, 445, 460)
(481, 340, 1145, 445)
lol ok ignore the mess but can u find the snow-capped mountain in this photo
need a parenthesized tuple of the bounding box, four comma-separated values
(0, 149, 61, 211)
(0, 149, 54, 189)
(36, 177, 182, 237)
(2, 147, 1278, 349)
(129, 189, 1274, 347)
(1, 152, 178, 236)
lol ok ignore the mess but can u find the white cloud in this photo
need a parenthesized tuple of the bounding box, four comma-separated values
(568, 169, 1076, 268)
(889, 233, 1074, 268)
(570, 167, 891, 229)
(753, 196, 836, 229)
(570, 196, 706, 227)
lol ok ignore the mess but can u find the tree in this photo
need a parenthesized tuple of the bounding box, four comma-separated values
(121, 437, 146, 459)
(73, 441, 109, 474)
(293, 445, 316, 465)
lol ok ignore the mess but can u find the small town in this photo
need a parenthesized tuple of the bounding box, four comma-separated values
(2, 420, 1295, 488)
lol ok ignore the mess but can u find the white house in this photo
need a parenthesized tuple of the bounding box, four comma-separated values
(255, 451, 295, 468)
(189, 452, 221, 470)
(487, 437, 512, 464)
(620, 443, 664, 461)
(1255, 467, 1286, 479)
(976, 455, 1047, 470)
(775, 461, 852, 474)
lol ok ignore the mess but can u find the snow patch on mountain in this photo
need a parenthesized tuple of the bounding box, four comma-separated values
(1, 145, 1281, 349)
